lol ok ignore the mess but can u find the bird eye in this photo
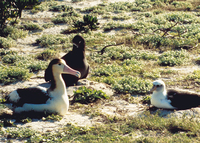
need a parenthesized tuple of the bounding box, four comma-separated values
(58, 63, 61, 66)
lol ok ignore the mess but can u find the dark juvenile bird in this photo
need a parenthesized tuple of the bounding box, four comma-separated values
(45, 35, 89, 86)
(2, 59, 80, 115)
(150, 80, 200, 110)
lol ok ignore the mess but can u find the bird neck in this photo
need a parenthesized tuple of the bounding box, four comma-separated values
(49, 73, 67, 97)
(152, 88, 167, 99)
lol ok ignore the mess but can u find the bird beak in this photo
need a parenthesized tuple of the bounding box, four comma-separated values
(63, 65, 81, 78)
(73, 43, 79, 48)
(149, 85, 157, 93)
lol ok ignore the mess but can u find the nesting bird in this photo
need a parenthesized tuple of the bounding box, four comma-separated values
(150, 80, 200, 110)
(45, 35, 89, 86)
(2, 59, 81, 115)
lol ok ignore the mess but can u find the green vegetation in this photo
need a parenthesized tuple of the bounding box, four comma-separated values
(19, 22, 43, 31)
(74, 15, 99, 31)
(42, 23, 55, 29)
(1, 111, 200, 142)
(52, 11, 80, 24)
(0, 37, 16, 49)
(0, 65, 31, 84)
(31, 0, 57, 13)
(0, 50, 48, 84)
(2, 26, 28, 40)
(0, 0, 40, 30)
(36, 49, 59, 61)
(42, 114, 62, 121)
(49, 5, 73, 12)
(36, 34, 68, 47)
(72, 86, 109, 104)
(158, 49, 190, 66)
(62, 14, 99, 34)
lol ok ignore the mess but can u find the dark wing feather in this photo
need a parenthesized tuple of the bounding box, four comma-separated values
(167, 89, 200, 109)
(7, 87, 50, 107)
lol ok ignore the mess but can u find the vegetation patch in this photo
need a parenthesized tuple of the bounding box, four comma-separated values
(49, 5, 73, 12)
(19, 22, 43, 31)
(42, 23, 55, 29)
(36, 49, 59, 61)
(0, 37, 16, 49)
(72, 86, 109, 104)
(52, 11, 80, 24)
(36, 34, 68, 47)
(31, 0, 57, 13)
(158, 49, 190, 66)
(2, 26, 28, 39)
(2, 111, 200, 142)
(112, 76, 152, 94)
(0, 65, 31, 84)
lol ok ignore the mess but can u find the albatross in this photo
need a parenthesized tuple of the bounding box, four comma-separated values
(2, 59, 81, 115)
(150, 80, 200, 109)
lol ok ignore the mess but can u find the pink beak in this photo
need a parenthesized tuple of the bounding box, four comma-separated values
(63, 65, 81, 78)
(149, 86, 157, 93)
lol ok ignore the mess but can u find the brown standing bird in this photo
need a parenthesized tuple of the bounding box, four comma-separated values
(45, 35, 89, 86)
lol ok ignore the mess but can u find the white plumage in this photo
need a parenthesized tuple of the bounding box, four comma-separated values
(150, 80, 200, 110)
(3, 59, 81, 115)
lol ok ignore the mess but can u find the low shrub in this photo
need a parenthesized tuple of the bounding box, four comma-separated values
(158, 49, 190, 66)
(2, 26, 28, 40)
(0, 65, 31, 84)
(72, 86, 109, 104)
(0, 49, 17, 56)
(92, 63, 124, 77)
(27, 61, 48, 72)
(42, 23, 55, 29)
(185, 70, 200, 81)
(171, 1, 192, 9)
(49, 5, 73, 12)
(52, 16, 79, 24)
(2, 53, 47, 72)
(73, 14, 99, 32)
(112, 76, 152, 94)
(19, 22, 43, 31)
(71, 0, 83, 3)
(0, 37, 16, 49)
(2, 54, 19, 64)
(31, 0, 57, 13)
(36, 34, 68, 47)
(36, 49, 58, 61)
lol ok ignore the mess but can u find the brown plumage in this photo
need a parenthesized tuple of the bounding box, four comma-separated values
(45, 35, 89, 86)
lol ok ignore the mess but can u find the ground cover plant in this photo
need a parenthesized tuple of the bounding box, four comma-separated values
(0, 0, 200, 142)
(72, 86, 109, 104)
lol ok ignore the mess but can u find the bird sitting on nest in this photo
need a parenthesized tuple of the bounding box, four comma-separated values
(2, 59, 81, 115)
(149, 80, 200, 110)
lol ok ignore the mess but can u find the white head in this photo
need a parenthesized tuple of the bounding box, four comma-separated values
(45, 59, 81, 90)
(149, 80, 166, 93)
(52, 59, 81, 77)
(45, 59, 81, 81)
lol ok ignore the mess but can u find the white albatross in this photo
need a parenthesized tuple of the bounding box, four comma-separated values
(2, 59, 81, 115)
(150, 80, 200, 109)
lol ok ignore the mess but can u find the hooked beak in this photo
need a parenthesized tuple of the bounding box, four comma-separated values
(63, 65, 81, 78)
(148, 85, 157, 94)
(73, 43, 79, 48)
